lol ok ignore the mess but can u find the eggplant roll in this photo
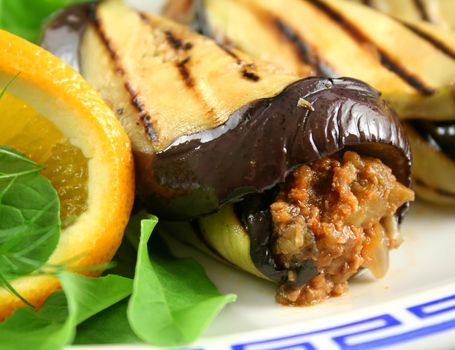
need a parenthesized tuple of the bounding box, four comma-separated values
(42, 0, 414, 304)
(173, 0, 455, 205)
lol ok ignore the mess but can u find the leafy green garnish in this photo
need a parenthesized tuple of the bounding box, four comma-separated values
(0, 201, 236, 347)
(128, 216, 236, 346)
(75, 300, 141, 345)
(0, 0, 91, 43)
(0, 292, 71, 350)
(0, 146, 60, 291)
(76, 215, 236, 346)
(0, 273, 133, 350)
(60, 272, 133, 325)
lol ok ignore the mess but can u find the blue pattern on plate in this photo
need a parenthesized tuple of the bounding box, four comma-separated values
(230, 293, 455, 350)
(408, 294, 455, 319)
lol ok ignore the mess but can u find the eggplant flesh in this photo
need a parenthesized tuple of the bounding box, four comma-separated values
(41, 0, 414, 304)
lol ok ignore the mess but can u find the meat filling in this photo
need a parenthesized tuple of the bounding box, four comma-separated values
(270, 151, 414, 305)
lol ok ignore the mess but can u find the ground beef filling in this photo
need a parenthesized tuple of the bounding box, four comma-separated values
(270, 151, 414, 305)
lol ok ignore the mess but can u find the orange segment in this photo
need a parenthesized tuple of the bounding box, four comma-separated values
(0, 92, 65, 163)
(0, 29, 135, 320)
(0, 92, 88, 224)
(41, 142, 89, 226)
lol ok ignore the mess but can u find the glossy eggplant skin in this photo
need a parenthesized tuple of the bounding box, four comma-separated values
(148, 77, 411, 219)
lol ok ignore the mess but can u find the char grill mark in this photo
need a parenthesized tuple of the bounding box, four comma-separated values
(272, 17, 335, 76)
(403, 23, 455, 60)
(91, 12, 123, 74)
(242, 70, 260, 81)
(140, 14, 196, 88)
(307, 0, 436, 96)
(162, 29, 195, 88)
(124, 82, 159, 142)
(164, 28, 186, 50)
(139, 14, 219, 119)
(92, 10, 159, 143)
(273, 18, 314, 65)
(217, 44, 261, 82)
(413, 0, 431, 22)
(234, 1, 316, 77)
(176, 56, 195, 87)
(162, 28, 196, 87)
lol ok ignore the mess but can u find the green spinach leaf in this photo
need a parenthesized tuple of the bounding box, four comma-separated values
(59, 272, 133, 325)
(0, 273, 133, 350)
(127, 216, 236, 346)
(0, 147, 60, 282)
(75, 299, 141, 345)
(0, 291, 71, 350)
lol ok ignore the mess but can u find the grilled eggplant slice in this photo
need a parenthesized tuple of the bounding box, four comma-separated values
(187, 0, 455, 120)
(42, 0, 414, 305)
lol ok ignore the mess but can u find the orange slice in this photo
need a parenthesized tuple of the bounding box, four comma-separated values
(0, 30, 135, 320)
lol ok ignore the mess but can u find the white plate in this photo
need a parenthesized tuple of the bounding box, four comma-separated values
(69, 1, 455, 349)
(70, 201, 455, 350)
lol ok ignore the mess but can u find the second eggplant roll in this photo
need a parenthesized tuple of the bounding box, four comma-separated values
(42, 0, 414, 305)
(180, 0, 455, 120)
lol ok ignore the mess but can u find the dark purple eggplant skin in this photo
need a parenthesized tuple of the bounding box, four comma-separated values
(144, 77, 411, 220)
(41, 3, 94, 72)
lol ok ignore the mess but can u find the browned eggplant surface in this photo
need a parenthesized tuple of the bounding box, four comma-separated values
(42, 0, 414, 305)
